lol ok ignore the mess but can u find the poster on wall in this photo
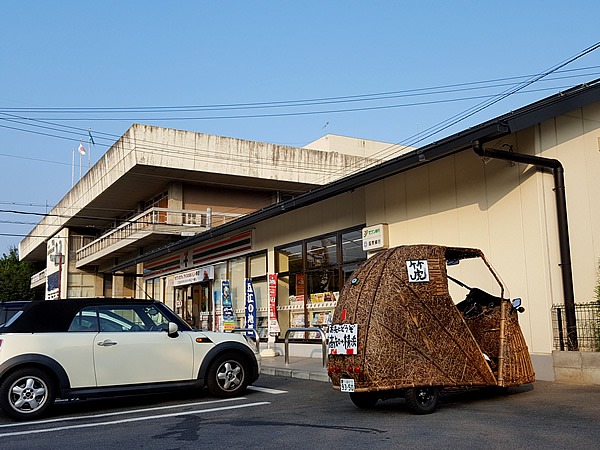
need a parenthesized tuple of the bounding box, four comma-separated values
(245, 279, 257, 335)
(222, 281, 235, 331)
(268, 274, 280, 334)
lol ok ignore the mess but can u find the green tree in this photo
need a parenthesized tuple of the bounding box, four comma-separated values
(0, 246, 41, 302)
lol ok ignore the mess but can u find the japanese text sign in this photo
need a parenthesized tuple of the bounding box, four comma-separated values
(328, 324, 358, 355)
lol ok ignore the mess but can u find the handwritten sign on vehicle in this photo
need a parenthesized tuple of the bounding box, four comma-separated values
(328, 324, 358, 355)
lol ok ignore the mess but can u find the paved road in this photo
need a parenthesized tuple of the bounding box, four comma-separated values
(0, 377, 599, 449)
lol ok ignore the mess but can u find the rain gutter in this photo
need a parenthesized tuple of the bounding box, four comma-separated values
(472, 140, 578, 350)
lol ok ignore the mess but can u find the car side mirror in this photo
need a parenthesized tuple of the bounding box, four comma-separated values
(167, 322, 179, 338)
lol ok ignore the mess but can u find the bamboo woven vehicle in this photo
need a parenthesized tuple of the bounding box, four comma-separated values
(327, 244, 535, 414)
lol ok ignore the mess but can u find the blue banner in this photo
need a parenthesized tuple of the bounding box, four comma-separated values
(47, 271, 59, 291)
(245, 279, 257, 334)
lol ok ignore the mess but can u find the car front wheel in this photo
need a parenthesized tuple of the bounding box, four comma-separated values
(0, 368, 56, 421)
(206, 353, 249, 397)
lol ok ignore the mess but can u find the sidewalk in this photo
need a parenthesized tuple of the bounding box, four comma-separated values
(259, 355, 330, 383)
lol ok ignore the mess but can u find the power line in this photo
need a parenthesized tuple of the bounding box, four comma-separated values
(0, 83, 593, 177)
(310, 42, 600, 183)
(6, 84, 595, 121)
(1, 58, 599, 210)
(2, 66, 599, 113)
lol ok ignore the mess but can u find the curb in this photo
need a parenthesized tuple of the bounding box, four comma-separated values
(260, 367, 330, 383)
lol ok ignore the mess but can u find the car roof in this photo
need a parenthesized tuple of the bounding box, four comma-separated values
(1, 298, 167, 333)
(0, 301, 30, 308)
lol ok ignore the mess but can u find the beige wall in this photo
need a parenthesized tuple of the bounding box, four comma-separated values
(362, 104, 600, 356)
(252, 188, 367, 273)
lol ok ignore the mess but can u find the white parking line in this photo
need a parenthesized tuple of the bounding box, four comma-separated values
(0, 401, 271, 438)
(247, 386, 288, 394)
(0, 397, 246, 429)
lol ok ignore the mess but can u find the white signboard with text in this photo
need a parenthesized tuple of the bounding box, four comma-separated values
(173, 266, 214, 286)
(328, 324, 358, 355)
(362, 224, 388, 251)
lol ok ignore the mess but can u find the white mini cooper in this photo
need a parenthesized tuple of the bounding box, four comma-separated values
(0, 299, 261, 420)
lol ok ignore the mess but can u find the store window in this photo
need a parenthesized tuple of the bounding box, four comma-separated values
(103, 273, 113, 297)
(213, 263, 227, 331)
(228, 257, 246, 328)
(276, 243, 303, 273)
(153, 278, 162, 303)
(306, 234, 337, 268)
(145, 279, 153, 299)
(248, 253, 266, 278)
(341, 229, 364, 263)
(274, 225, 366, 341)
(123, 275, 136, 298)
(164, 278, 174, 311)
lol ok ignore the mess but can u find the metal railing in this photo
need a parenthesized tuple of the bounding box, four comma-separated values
(76, 207, 243, 262)
(284, 327, 328, 367)
(229, 328, 260, 353)
(552, 302, 600, 351)
(30, 268, 46, 288)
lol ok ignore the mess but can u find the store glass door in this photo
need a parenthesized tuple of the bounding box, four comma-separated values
(194, 282, 212, 330)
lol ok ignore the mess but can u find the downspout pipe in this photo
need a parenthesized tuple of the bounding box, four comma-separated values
(472, 140, 578, 350)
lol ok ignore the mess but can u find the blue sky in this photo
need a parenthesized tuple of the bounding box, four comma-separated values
(1, 1, 599, 254)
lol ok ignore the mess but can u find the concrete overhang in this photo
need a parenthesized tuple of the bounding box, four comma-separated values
(20, 124, 383, 262)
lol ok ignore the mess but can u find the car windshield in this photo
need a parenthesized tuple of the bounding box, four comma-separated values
(446, 256, 508, 304)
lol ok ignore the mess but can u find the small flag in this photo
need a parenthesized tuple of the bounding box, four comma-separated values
(88, 128, 95, 145)
(78, 140, 86, 155)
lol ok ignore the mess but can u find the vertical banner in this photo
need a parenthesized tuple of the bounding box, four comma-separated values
(245, 279, 257, 334)
(222, 281, 235, 331)
(268, 274, 280, 334)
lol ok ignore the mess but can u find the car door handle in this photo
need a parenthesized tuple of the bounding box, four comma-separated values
(97, 340, 118, 347)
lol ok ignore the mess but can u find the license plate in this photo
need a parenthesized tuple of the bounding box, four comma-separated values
(340, 378, 355, 393)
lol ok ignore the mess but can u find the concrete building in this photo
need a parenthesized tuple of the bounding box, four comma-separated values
(20, 125, 398, 301)
(104, 81, 600, 384)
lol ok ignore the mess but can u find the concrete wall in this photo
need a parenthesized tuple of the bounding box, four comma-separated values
(553, 351, 600, 385)
(20, 125, 381, 262)
(131, 126, 384, 186)
(183, 184, 273, 215)
(304, 133, 414, 160)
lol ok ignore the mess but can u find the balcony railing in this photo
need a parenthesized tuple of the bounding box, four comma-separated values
(75, 207, 242, 263)
(30, 268, 47, 289)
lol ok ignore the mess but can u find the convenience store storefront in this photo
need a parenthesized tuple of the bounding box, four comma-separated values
(142, 232, 269, 333)
(142, 225, 366, 342)
(274, 226, 366, 339)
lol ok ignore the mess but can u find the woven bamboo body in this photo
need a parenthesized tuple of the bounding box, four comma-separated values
(329, 245, 535, 392)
